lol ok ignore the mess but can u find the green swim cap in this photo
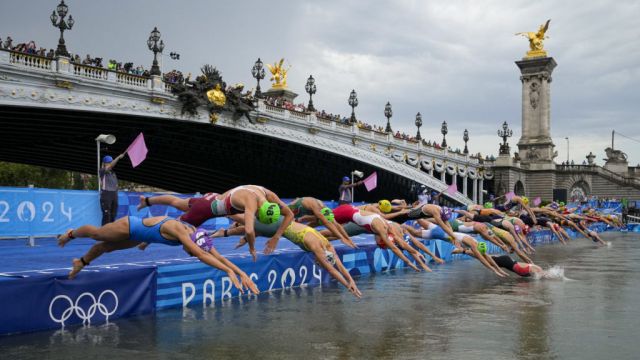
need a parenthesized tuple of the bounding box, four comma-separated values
(321, 207, 335, 222)
(477, 242, 487, 254)
(559, 201, 565, 207)
(258, 202, 280, 224)
(484, 202, 493, 209)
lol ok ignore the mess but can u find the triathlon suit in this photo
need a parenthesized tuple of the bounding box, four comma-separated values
(211, 185, 267, 217)
(253, 216, 328, 252)
(391, 206, 433, 224)
(519, 214, 535, 227)
(288, 198, 315, 219)
(334, 204, 384, 233)
(128, 216, 192, 246)
(472, 213, 499, 223)
(491, 255, 531, 277)
(179, 192, 220, 227)
(486, 223, 510, 241)
(419, 222, 448, 240)
(495, 201, 518, 212)
(342, 222, 368, 236)
(449, 219, 475, 233)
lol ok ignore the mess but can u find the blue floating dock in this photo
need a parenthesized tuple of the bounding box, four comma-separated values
(0, 225, 605, 336)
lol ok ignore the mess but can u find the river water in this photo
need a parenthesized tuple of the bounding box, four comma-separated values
(1, 232, 639, 359)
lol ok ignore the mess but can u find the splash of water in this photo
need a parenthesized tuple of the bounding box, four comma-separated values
(532, 265, 572, 280)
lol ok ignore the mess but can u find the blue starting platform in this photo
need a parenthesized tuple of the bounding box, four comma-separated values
(0, 187, 622, 336)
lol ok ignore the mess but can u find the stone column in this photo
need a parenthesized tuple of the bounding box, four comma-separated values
(463, 176, 468, 197)
(472, 178, 478, 204)
(515, 56, 557, 169)
(440, 170, 445, 182)
(479, 179, 484, 204)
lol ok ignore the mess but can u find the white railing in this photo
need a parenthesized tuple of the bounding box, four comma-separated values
(336, 122, 352, 132)
(8, 51, 52, 71)
(374, 132, 388, 141)
(317, 117, 333, 127)
(289, 110, 308, 121)
(116, 72, 148, 89)
(73, 63, 108, 80)
(164, 81, 174, 93)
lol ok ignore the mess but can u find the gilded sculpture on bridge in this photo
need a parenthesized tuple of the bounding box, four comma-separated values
(516, 19, 551, 58)
(266, 58, 290, 89)
(169, 64, 254, 123)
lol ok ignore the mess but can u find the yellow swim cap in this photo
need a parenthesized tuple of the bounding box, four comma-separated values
(378, 200, 392, 213)
(521, 196, 529, 206)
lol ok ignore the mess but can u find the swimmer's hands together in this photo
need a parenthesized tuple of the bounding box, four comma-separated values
(341, 237, 358, 249)
(137, 242, 149, 251)
(240, 273, 260, 295)
(348, 281, 362, 298)
(227, 271, 244, 294)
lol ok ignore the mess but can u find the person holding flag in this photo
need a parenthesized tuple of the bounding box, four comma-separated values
(99, 132, 148, 225)
(99, 153, 125, 225)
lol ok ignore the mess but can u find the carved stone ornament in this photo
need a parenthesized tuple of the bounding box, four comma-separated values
(529, 81, 539, 109)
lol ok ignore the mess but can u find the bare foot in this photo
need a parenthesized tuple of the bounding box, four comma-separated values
(68, 258, 84, 279)
(57, 229, 74, 248)
(136, 195, 147, 211)
(137, 242, 149, 251)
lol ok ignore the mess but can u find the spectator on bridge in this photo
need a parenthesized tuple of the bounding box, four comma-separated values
(2, 36, 12, 49)
(99, 153, 125, 225)
(338, 176, 364, 205)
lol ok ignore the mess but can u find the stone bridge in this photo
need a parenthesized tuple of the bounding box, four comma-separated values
(0, 49, 496, 205)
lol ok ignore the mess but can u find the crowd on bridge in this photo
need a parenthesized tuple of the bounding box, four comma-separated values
(56, 175, 622, 298)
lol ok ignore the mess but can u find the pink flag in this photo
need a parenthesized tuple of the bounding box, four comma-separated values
(505, 191, 516, 201)
(363, 172, 377, 192)
(126, 133, 148, 168)
(446, 183, 457, 195)
(533, 197, 541, 206)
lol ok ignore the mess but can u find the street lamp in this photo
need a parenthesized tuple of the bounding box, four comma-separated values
(440, 121, 448, 147)
(463, 129, 469, 154)
(565, 137, 570, 163)
(147, 27, 164, 76)
(384, 102, 393, 133)
(95, 134, 116, 192)
(251, 58, 265, 98)
(169, 52, 180, 60)
(415, 112, 422, 140)
(305, 75, 317, 111)
(348, 89, 358, 124)
(50, 0, 74, 57)
(497, 121, 513, 155)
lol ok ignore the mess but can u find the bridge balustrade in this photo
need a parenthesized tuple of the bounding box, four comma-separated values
(8, 51, 52, 71)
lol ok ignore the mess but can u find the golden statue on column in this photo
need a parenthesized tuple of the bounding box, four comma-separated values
(516, 19, 551, 58)
(266, 58, 290, 89)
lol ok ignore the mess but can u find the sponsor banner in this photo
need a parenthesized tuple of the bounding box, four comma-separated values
(0, 267, 156, 335)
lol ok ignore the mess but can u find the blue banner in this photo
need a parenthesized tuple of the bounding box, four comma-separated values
(0, 187, 101, 238)
(0, 267, 156, 335)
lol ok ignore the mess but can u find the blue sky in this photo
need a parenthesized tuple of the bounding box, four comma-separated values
(1, 0, 638, 165)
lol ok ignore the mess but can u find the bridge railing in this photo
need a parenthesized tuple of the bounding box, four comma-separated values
(555, 164, 640, 188)
(256, 101, 490, 177)
(0, 49, 166, 93)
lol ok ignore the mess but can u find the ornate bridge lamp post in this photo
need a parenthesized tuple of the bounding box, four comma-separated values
(147, 27, 164, 76)
(305, 75, 316, 111)
(384, 102, 393, 133)
(463, 129, 469, 154)
(415, 112, 422, 140)
(440, 121, 448, 147)
(251, 58, 265, 98)
(50, 0, 74, 57)
(348, 89, 358, 124)
(498, 121, 513, 155)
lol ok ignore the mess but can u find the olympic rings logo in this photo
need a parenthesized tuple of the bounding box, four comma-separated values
(49, 290, 118, 327)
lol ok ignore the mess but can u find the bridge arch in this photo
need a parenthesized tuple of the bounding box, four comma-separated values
(514, 180, 525, 196)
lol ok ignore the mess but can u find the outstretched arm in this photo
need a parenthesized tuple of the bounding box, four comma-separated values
(264, 192, 294, 254)
(104, 152, 126, 170)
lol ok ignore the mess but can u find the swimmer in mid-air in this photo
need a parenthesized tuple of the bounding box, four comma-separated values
(215, 215, 362, 298)
(56, 215, 259, 294)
